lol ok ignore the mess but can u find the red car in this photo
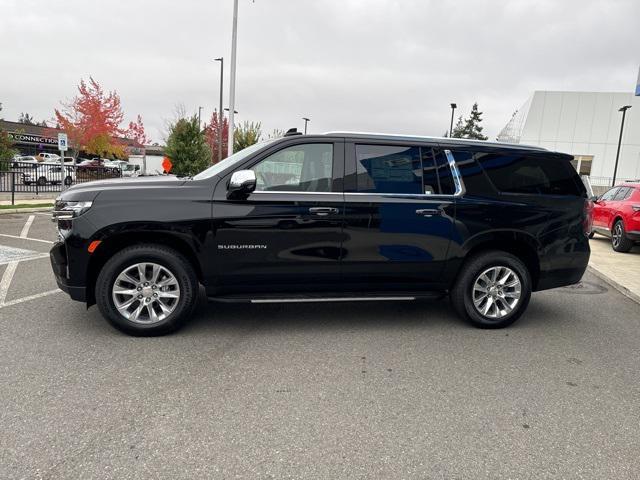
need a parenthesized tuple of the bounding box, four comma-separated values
(591, 182, 640, 252)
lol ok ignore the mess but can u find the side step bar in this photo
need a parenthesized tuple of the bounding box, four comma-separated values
(250, 296, 416, 304)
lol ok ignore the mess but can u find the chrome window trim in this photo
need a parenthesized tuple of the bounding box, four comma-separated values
(249, 149, 466, 198)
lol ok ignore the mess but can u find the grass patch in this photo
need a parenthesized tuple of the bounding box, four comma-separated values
(0, 203, 54, 210)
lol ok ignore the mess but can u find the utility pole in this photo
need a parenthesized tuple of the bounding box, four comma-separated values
(228, 0, 239, 157)
(302, 117, 310, 134)
(612, 105, 632, 187)
(215, 58, 224, 163)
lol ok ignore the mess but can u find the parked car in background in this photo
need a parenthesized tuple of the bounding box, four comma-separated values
(36, 153, 61, 163)
(108, 160, 140, 177)
(591, 182, 640, 252)
(11, 155, 38, 167)
(51, 131, 591, 336)
(23, 165, 75, 186)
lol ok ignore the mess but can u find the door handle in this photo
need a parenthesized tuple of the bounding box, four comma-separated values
(415, 208, 442, 217)
(309, 207, 339, 216)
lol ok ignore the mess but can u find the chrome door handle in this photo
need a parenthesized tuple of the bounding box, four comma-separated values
(309, 207, 339, 216)
(415, 208, 442, 217)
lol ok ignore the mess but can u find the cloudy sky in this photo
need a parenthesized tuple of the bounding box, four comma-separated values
(1, 0, 638, 143)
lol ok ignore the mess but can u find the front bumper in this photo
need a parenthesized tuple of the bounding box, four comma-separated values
(50, 240, 86, 302)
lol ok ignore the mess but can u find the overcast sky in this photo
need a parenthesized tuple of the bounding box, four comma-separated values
(1, 0, 638, 143)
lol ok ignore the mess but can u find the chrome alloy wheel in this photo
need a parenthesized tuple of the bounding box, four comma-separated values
(112, 262, 180, 324)
(612, 223, 623, 248)
(472, 266, 522, 319)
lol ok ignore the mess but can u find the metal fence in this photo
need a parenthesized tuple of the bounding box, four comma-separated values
(0, 160, 122, 200)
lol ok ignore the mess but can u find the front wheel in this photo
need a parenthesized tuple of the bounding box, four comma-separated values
(95, 244, 199, 336)
(612, 219, 633, 253)
(451, 251, 532, 329)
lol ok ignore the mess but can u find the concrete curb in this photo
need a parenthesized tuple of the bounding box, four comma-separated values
(587, 265, 640, 305)
(0, 207, 53, 215)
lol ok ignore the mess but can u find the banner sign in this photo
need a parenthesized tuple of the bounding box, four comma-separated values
(8, 132, 58, 145)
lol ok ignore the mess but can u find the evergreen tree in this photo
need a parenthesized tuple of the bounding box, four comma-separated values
(234, 121, 262, 151)
(0, 127, 17, 170)
(451, 116, 465, 138)
(165, 115, 212, 176)
(461, 103, 488, 140)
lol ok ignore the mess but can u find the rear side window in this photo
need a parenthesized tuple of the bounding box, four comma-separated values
(451, 151, 496, 198)
(478, 153, 584, 196)
(613, 187, 630, 201)
(422, 148, 455, 195)
(354, 145, 422, 194)
(600, 188, 619, 201)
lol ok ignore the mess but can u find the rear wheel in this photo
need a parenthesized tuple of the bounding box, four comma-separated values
(37, 176, 47, 186)
(611, 219, 633, 253)
(451, 251, 531, 329)
(95, 244, 199, 336)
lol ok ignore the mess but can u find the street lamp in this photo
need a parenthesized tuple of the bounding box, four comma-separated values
(228, 0, 239, 157)
(224, 108, 239, 114)
(449, 103, 457, 137)
(214, 57, 224, 162)
(302, 117, 310, 134)
(612, 105, 632, 187)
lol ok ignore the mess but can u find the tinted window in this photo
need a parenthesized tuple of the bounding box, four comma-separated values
(422, 148, 455, 195)
(452, 151, 496, 197)
(600, 188, 619, 201)
(355, 145, 422, 194)
(479, 154, 583, 196)
(253, 143, 333, 192)
(612, 187, 630, 201)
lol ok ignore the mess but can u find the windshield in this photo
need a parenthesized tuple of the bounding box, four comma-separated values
(192, 139, 278, 180)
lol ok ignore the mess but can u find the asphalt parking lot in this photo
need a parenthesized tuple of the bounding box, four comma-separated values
(1, 212, 640, 479)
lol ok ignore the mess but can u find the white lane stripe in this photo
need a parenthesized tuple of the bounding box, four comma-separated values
(0, 253, 50, 266)
(0, 233, 53, 244)
(0, 261, 19, 305)
(0, 289, 62, 308)
(20, 215, 35, 238)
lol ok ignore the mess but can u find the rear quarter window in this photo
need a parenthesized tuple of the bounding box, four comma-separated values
(477, 153, 585, 196)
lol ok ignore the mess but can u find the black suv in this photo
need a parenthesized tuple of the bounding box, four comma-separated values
(50, 132, 591, 336)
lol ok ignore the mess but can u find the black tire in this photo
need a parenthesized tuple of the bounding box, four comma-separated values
(64, 176, 73, 186)
(611, 219, 633, 253)
(588, 231, 595, 239)
(95, 244, 199, 336)
(451, 250, 532, 329)
(37, 176, 47, 186)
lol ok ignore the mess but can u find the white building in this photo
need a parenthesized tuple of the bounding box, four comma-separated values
(498, 91, 640, 183)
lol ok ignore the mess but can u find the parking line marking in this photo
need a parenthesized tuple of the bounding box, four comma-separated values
(0, 233, 53, 244)
(0, 289, 62, 308)
(0, 261, 18, 305)
(20, 215, 35, 238)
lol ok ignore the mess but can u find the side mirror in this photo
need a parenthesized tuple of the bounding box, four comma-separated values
(590, 195, 599, 203)
(228, 170, 256, 199)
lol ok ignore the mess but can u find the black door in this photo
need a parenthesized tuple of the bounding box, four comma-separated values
(340, 142, 457, 291)
(211, 140, 344, 295)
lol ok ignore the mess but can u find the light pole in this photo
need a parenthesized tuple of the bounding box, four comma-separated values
(302, 117, 310, 134)
(612, 105, 632, 187)
(214, 57, 224, 163)
(228, 0, 239, 157)
(449, 103, 457, 137)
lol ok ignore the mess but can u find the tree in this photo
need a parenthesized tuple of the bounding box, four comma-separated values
(125, 114, 151, 146)
(18, 112, 35, 125)
(451, 116, 465, 138)
(0, 127, 17, 169)
(203, 110, 229, 164)
(55, 77, 125, 158)
(460, 103, 488, 140)
(234, 121, 262, 152)
(165, 115, 211, 176)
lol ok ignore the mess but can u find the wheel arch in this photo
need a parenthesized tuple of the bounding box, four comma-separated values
(458, 231, 541, 290)
(85, 230, 203, 306)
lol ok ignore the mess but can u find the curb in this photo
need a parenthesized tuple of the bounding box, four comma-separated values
(0, 207, 53, 215)
(587, 265, 640, 305)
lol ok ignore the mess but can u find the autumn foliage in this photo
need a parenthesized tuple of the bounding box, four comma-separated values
(55, 77, 126, 157)
(203, 110, 229, 164)
(125, 114, 150, 146)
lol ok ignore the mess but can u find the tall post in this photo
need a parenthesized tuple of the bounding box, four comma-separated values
(228, 0, 239, 157)
(302, 117, 310, 134)
(215, 57, 224, 163)
(612, 105, 632, 187)
(449, 103, 457, 137)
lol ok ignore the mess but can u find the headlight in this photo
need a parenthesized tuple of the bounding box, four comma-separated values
(51, 200, 93, 221)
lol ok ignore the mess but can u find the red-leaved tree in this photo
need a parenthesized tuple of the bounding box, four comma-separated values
(125, 114, 150, 146)
(55, 77, 125, 157)
(203, 110, 229, 164)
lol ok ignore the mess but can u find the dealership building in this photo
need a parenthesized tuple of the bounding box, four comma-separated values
(497, 91, 640, 184)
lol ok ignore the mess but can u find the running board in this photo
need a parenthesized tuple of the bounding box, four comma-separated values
(250, 296, 416, 304)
